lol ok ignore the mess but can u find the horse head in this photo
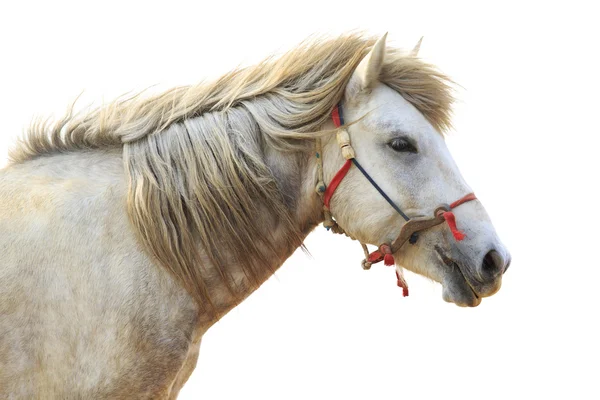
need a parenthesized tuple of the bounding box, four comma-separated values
(319, 35, 511, 306)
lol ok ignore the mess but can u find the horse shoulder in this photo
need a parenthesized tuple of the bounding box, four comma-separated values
(0, 152, 203, 398)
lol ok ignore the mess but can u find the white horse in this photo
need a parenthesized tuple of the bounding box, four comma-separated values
(0, 33, 510, 398)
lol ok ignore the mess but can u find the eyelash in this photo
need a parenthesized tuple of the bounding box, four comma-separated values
(388, 138, 418, 153)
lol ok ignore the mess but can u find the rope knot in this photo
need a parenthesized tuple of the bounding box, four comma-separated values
(379, 244, 395, 266)
(396, 269, 409, 297)
(442, 211, 466, 241)
(361, 259, 372, 270)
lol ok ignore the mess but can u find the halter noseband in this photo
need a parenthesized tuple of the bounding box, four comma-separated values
(315, 104, 477, 296)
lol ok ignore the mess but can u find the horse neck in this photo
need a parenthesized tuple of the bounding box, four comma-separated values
(205, 141, 325, 322)
(266, 144, 325, 236)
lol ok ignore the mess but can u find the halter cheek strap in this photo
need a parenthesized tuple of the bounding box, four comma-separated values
(317, 103, 477, 296)
(323, 159, 351, 209)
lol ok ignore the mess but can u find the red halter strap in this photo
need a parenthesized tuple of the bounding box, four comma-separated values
(323, 159, 352, 209)
(331, 105, 343, 128)
(450, 192, 477, 209)
(323, 105, 351, 208)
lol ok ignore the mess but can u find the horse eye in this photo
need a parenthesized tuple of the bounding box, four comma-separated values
(388, 138, 417, 153)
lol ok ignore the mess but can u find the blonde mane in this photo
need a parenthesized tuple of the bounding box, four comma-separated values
(10, 34, 454, 316)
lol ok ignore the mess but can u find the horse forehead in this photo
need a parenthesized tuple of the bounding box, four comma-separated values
(361, 85, 433, 132)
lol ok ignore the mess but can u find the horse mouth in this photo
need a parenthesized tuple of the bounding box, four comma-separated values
(434, 246, 482, 307)
(452, 260, 480, 299)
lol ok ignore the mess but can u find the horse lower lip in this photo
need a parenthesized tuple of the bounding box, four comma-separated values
(453, 261, 480, 299)
(435, 246, 480, 299)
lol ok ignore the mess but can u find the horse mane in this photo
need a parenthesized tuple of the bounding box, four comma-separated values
(9, 34, 454, 317)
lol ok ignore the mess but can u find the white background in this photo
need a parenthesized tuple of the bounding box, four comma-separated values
(1, 1, 599, 399)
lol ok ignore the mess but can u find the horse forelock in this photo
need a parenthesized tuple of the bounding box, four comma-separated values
(9, 33, 455, 316)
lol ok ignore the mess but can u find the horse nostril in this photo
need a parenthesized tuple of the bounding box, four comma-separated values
(481, 250, 504, 277)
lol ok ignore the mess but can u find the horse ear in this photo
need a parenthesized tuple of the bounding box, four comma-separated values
(411, 36, 423, 56)
(346, 33, 387, 98)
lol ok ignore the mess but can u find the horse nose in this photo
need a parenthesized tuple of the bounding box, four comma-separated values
(480, 250, 508, 279)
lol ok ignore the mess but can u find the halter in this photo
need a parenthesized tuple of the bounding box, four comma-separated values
(315, 103, 477, 296)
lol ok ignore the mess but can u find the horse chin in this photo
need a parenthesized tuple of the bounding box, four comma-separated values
(442, 280, 482, 307)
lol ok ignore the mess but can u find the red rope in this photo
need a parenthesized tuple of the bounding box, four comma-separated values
(331, 106, 342, 127)
(396, 271, 409, 297)
(450, 192, 476, 209)
(368, 250, 384, 263)
(378, 244, 395, 266)
(442, 211, 466, 241)
(322, 105, 352, 209)
(323, 159, 352, 209)
(443, 193, 476, 241)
